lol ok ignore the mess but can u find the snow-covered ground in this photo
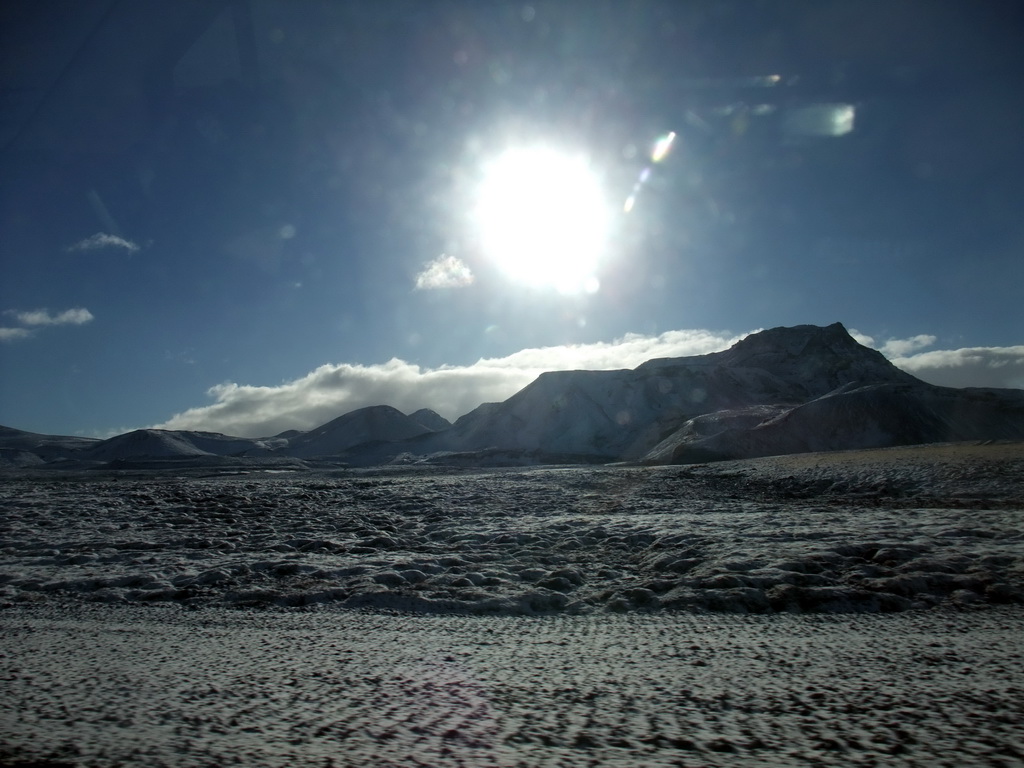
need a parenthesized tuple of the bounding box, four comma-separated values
(3, 605, 1023, 767)
(1, 441, 1022, 766)
(2, 442, 1022, 613)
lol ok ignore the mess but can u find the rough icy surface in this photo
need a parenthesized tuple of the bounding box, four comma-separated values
(2, 442, 1021, 615)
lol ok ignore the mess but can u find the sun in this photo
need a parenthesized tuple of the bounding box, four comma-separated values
(474, 146, 611, 293)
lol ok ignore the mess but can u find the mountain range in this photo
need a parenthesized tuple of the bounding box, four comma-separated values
(4, 323, 1023, 470)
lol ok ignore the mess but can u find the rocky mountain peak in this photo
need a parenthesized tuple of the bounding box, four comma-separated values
(728, 322, 854, 356)
(713, 322, 915, 389)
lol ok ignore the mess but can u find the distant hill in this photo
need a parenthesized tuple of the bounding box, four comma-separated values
(274, 405, 443, 459)
(0, 426, 98, 467)
(83, 429, 273, 463)
(4, 323, 1023, 469)
(645, 381, 1024, 464)
(409, 408, 452, 433)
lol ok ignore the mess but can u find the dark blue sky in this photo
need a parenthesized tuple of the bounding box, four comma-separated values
(2, 0, 1023, 437)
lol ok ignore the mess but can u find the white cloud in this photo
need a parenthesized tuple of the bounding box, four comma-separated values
(67, 232, 140, 253)
(156, 328, 745, 437)
(891, 346, 1024, 390)
(848, 329, 876, 347)
(0, 327, 33, 342)
(414, 255, 474, 290)
(849, 329, 937, 356)
(6, 308, 94, 326)
(879, 334, 937, 357)
(0, 308, 93, 341)
(851, 329, 1023, 389)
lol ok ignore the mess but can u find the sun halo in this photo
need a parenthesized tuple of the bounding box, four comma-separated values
(473, 146, 611, 294)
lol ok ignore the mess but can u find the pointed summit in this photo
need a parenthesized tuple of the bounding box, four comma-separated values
(409, 408, 452, 432)
(725, 322, 857, 357)
(708, 322, 918, 395)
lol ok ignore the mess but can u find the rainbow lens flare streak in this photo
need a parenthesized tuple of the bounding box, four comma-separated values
(624, 131, 676, 213)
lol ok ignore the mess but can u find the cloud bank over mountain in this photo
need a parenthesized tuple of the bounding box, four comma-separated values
(851, 329, 1024, 389)
(155, 327, 1024, 439)
(892, 346, 1024, 390)
(156, 329, 746, 437)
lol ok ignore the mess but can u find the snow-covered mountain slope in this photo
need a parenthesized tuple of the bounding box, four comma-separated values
(285, 405, 438, 458)
(0, 426, 99, 467)
(84, 429, 273, 462)
(645, 383, 1024, 463)
(426, 370, 639, 460)
(85, 430, 211, 461)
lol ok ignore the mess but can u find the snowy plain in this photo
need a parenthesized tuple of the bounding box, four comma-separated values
(1, 441, 1023, 766)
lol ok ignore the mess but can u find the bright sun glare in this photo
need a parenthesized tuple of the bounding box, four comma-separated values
(474, 147, 610, 293)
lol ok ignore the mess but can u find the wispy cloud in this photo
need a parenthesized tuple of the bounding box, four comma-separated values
(67, 232, 140, 253)
(0, 307, 94, 341)
(414, 255, 474, 290)
(0, 327, 33, 342)
(6, 308, 94, 326)
(156, 328, 745, 437)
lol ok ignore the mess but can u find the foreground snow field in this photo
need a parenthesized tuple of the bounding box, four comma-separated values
(3, 605, 1023, 768)
(1, 442, 1022, 766)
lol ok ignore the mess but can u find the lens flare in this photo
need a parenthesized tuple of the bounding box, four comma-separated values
(651, 131, 676, 163)
(623, 130, 677, 213)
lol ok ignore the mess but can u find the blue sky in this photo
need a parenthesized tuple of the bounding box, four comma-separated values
(2, 1, 1023, 438)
